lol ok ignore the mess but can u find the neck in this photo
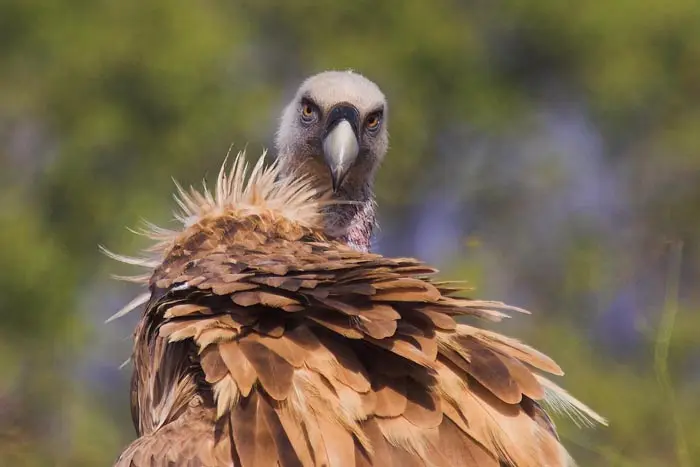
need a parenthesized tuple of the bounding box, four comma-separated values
(323, 186, 376, 252)
(277, 156, 377, 251)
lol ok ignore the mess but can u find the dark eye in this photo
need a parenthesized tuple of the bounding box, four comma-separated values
(300, 101, 318, 123)
(365, 112, 382, 132)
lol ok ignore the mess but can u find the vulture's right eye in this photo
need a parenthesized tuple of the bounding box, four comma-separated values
(300, 101, 318, 124)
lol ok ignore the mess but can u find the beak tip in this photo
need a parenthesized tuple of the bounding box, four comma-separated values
(329, 168, 343, 193)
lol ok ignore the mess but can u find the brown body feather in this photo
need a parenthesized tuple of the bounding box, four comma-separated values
(109, 153, 604, 467)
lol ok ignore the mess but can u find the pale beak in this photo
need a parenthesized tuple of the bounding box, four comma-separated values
(322, 104, 360, 192)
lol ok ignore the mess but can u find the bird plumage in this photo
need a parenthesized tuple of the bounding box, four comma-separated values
(108, 152, 605, 467)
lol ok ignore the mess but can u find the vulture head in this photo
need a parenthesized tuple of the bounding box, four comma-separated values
(275, 71, 388, 252)
(276, 70, 388, 194)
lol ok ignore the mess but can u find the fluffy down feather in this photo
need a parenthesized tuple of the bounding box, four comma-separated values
(107, 150, 606, 467)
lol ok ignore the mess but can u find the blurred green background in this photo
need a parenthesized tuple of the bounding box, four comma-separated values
(1, 1, 700, 466)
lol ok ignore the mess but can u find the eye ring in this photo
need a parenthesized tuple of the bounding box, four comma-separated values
(300, 101, 318, 124)
(365, 112, 382, 133)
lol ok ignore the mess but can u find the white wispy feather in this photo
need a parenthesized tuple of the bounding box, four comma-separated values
(101, 149, 334, 320)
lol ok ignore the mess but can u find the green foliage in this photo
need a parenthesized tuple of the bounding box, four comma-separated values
(1, 1, 699, 465)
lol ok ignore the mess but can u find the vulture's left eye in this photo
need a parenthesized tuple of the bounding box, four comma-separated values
(365, 113, 382, 132)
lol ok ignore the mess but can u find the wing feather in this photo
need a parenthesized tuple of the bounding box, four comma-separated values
(230, 390, 278, 467)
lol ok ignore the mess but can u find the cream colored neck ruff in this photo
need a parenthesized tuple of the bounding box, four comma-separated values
(101, 150, 334, 281)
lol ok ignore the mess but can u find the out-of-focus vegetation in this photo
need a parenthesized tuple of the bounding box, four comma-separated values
(1, 1, 699, 465)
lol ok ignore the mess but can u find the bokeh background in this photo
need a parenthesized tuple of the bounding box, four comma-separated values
(2, 1, 700, 466)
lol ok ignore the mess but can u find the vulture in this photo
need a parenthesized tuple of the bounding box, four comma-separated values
(106, 71, 605, 467)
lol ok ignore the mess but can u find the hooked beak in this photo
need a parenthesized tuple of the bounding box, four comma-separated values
(323, 104, 360, 192)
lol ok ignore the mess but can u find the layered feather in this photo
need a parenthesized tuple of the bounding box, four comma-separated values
(109, 150, 605, 467)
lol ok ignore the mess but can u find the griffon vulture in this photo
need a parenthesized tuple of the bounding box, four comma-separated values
(107, 71, 605, 467)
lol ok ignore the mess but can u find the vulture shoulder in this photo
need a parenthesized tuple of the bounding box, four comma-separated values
(108, 153, 605, 467)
